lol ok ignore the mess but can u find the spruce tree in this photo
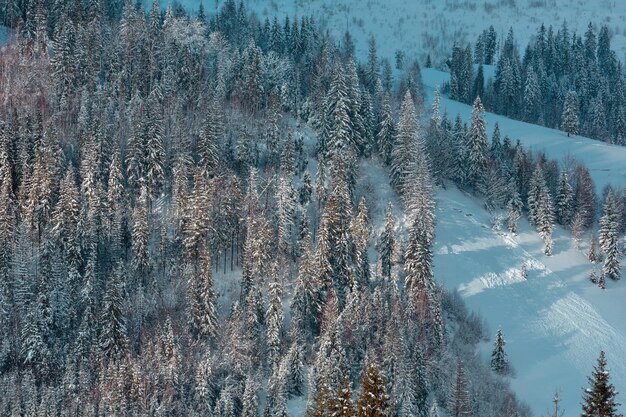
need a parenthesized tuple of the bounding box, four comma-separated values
(465, 96, 489, 191)
(561, 91, 580, 137)
(490, 328, 509, 374)
(357, 363, 390, 417)
(100, 263, 129, 360)
(581, 351, 622, 417)
(555, 170, 574, 227)
(379, 203, 395, 281)
(599, 190, 621, 281)
(449, 360, 472, 417)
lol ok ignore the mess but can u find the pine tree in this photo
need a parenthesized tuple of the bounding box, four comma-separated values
(599, 190, 621, 281)
(379, 203, 395, 281)
(528, 165, 555, 255)
(581, 351, 622, 417)
(561, 91, 580, 137)
(449, 360, 472, 417)
(507, 178, 523, 234)
(357, 363, 390, 417)
(465, 96, 489, 191)
(377, 93, 395, 165)
(100, 263, 129, 359)
(241, 376, 259, 417)
(291, 233, 322, 340)
(490, 328, 509, 374)
(555, 170, 574, 226)
(189, 244, 219, 339)
(351, 197, 370, 290)
(131, 183, 151, 281)
(145, 87, 165, 200)
(588, 235, 601, 264)
(391, 91, 419, 191)
(329, 377, 356, 417)
(266, 270, 284, 371)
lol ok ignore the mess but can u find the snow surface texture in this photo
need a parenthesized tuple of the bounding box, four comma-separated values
(170, 0, 626, 63)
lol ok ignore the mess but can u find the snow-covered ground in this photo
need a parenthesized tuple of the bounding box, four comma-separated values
(435, 187, 626, 415)
(174, 0, 626, 64)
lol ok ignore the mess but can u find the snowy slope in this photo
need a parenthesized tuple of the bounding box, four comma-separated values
(171, 0, 626, 64)
(434, 187, 626, 415)
(419, 68, 626, 413)
(423, 67, 626, 192)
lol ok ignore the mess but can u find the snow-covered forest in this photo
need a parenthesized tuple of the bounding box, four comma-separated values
(0, 0, 624, 416)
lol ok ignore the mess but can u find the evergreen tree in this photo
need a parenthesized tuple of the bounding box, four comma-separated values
(329, 377, 356, 417)
(241, 376, 259, 417)
(357, 363, 390, 417)
(189, 244, 219, 339)
(555, 170, 574, 227)
(100, 263, 129, 359)
(377, 93, 395, 165)
(465, 97, 489, 191)
(561, 91, 580, 137)
(449, 360, 472, 417)
(490, 328, 509, 374)
(266, 271, 284, 370)
(599, 190, 621, 281)
(379, 203, 395, 281)
(581, 351, 622, 417)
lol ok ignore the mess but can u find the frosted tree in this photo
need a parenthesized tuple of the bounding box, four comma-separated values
(523, 68, 540, 123)
(528, 164, 555, 254)
(561, 91, 580, 137)
(291, 233, 322, 340)
(198, 102, 223, 175)
(581, 351, 622, 417)
(449, 360, 472, 417)
(100, 263, 129, 359)
(266, 270, 284, 371)
(490, 328, 509, 374)
(379, 203, 396, 281)
(391, 90, 419, 191)
(588, 235, 601, 264)
(555, 170, 574, 226)
(145, 87, 165, 200)
(329, 377, 356, 417)
(351, 197, 370, 289)
(599, 190, 621, 281)
(357, 363, 390, 417)
(465, 96, 489, 191)
(506, 178, 523, 234)
(131, 183, 151, 282)
(241, 376, 259, 417)
(377, 93, 395, 165)
(276, 175, 296, 260)
(189, 244, 219, 340)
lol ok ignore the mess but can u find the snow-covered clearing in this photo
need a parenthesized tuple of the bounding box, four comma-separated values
(434, 186, 626, 415)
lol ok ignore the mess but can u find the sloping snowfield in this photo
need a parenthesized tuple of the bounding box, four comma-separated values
(421, 69, 626, 414)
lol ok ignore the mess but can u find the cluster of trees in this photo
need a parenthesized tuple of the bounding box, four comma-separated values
(0, 1, 534, 417)
(448, 22, 626, 144)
